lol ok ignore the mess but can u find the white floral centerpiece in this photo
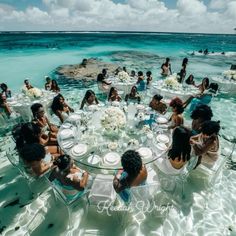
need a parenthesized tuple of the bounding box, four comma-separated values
(118, 71, 130, 82)
(223, 70, 236, 81)
(164, 74, 180, 89)
(23, 87, 43, 98)
(101, 107, 126, 132)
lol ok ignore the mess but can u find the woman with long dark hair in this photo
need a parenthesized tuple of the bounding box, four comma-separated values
(51, 94, 74, 123)
(80, 90, 99, 110)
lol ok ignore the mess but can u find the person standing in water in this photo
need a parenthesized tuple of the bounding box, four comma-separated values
(161, 58, 172, 76)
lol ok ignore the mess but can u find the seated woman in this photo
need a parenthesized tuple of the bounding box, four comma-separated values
(125, 86, 141, 104)
(0, 93, 12, 117)
(149, 94, 167, 114)
(80, 90, 99, 110)
(190, 121, 220, 168)
(183, 83, 218, 112)
(113, 150, 147, 202)
(51, 94, 74, 123)
(31, 103, 58, 144)
(185, 74, 195, 86)
(1, 83, 11, 98)
(108, 87, 122, 102)
(15, 122, 61, 158)
(156, 127, 191, 175)
(197, 77, 209, 94)
(136, 71, 146, 91)
(51, 79, 60, 93)
(190, 104, 213, 135)
(146, 71, 152, 88)
(49, 154, 90, 199)
(167, 97, 184, 129)
(20, 143, 52, 177)
(44, 76, 52, 91)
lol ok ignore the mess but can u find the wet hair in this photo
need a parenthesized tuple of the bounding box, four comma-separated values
(146, 71, 152, 77)
(182, 58, 188, 66)
(166, 57, 170, 62)
(169, 97, 184, 114)
(208, 83, 218, 93)
(45, 76, 51, 81)
(13, 122, 41, 150)
(121, 150, 142, 179)
(20, 143, 46, 162)
(191, 104, 213, 121)
(138, 71, 143, 76)
(0, 83, 8, 91)
(201, 120, 220, 135)
(51, 94, 64, 113)
(153, 94, 163, 102)
(168, 127, 191, 162)
(24, 79, 29, 84)
(53, 154, 71, 171)
(185, 74, 194, 85)
(123, 67, 127, 72)
(31, 103, 43, 118)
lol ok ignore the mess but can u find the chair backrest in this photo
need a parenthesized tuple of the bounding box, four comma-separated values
(46, 177, 87, 206)
(88, 174, 116, 205)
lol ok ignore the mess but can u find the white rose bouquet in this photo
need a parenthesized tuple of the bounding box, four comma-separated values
(223, 70, 236, 80)
(164, 74, 180, 88)
(25, 88, 42, 98)
(101, 107, 126, 131)
(118, 71, 130, 82)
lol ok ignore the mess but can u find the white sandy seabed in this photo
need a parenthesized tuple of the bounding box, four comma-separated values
(1, 91, 236, 236)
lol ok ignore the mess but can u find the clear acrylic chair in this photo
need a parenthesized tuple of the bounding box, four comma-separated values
(88, 174, 116, 206)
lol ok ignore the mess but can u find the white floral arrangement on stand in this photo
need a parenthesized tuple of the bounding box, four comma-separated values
(118, 71, 130, 82)
(101, 107, 126, 132)
(164, 74, 180, 89)
(223, 70, 236, 81)
(24, 87, 43, 98)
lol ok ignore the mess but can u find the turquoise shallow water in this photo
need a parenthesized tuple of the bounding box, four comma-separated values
(0, 32, 236, 236)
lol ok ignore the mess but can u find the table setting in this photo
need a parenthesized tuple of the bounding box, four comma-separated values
(57, 103, 172, 171)
(7, 90, 56, 122)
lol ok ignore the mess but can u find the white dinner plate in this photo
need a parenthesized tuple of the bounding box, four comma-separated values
(156, 134, 169, 144)
(138, 147, 153, 160)
(156, 117, 168, 124)
(60, 129, 74, 139)
(71, 144, 88, 156)
(103, 152, 120, 165)
(156, 142, 168, 151)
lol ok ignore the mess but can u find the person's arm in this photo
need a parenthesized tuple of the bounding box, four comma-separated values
(191, 135, 217, 156)
(169, 64, 172, 74)
(103, 80, 111, 85)
(66, 104, 74, 113)
(168, 115, 183, 129)
(95, 97, 99, 105)
(55, 110, 64, 123)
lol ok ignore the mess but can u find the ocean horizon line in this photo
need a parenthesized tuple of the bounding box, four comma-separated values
(0, 30, 236, 36)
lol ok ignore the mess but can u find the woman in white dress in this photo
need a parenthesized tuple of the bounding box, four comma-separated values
(80, 90, 99, 110)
